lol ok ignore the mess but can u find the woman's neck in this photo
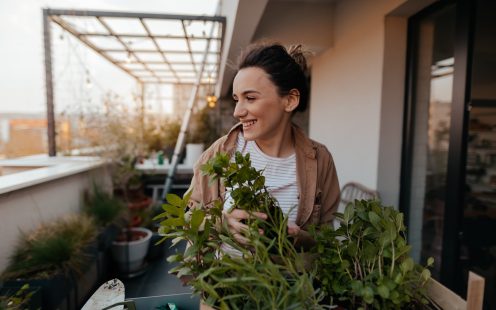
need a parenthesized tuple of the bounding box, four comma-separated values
(254, 123, 294, 158)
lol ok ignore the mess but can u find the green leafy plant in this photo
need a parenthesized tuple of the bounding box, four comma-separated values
(143, 116, 181, 154)
(201, 151, 285, 245)
(1, 215, 97, 280)
(187, 106, 218, 147)
(312, 199, 434, 309)
(112, 154, 144, 201)
(0, 284, 39, 310)
(155, 151, 323, 309)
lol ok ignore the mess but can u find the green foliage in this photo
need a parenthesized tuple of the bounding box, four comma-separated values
(312, 200, 434, 309)
(84, 183, 124, 227)
(0, 284, 38, 310)
(155, 151, 323, 309)
(187, 106, 218, 147)
(143, 116, 181, 153)
(201, 151, 285, 245)
(112, 154, 143, 197)
(1, 215, 97, 280)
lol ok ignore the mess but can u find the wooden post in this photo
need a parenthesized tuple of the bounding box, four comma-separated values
(466, 271, 485, 310)
(43, 9, 56, 156)
(426, 271, 485, 309)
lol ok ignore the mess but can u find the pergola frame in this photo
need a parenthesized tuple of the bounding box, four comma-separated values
(42, 8, 226, 156)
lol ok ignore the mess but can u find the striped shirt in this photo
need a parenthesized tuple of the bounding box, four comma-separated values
(224, 132, 299, 223)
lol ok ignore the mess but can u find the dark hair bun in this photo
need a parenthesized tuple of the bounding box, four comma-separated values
(288, 44, 309, 75)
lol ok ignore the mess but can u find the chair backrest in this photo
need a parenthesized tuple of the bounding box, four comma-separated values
(427, 271, 485, 310)
(339, 182, 380, 206)
(333, 182, 380, 228)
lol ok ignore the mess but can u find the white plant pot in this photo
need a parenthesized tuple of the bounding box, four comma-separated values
(185, 143, 204, 167)
(111, 227, 152, 273)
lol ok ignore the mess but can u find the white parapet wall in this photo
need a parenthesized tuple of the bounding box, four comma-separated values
(0, 155, 111, 272)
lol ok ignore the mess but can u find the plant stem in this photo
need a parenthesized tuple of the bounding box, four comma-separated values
(390, 239, 395, 277)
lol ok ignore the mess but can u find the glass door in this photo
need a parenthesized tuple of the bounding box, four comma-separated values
(403, 1, 495, 308)
(402, 2, 456, 279)
(460, 0, 496, 307)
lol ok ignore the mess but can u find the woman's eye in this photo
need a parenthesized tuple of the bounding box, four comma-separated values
(246, 97, 255, 102)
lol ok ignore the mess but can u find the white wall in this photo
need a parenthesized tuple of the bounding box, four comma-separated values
(0, 166, 110, 272)
(310, 0, 406, 191)
(253, 1, 334, 54)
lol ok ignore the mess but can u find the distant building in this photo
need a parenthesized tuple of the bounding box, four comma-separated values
(5, 119, 48, 158)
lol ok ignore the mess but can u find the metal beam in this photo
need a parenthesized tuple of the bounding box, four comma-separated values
(139, 18, 180, 82)
(102, 49, 220, 54)
(133, 69, 204, 73)
(45, 8, 226, 22)
(81, 32, 222, 40)
(96, 17, 165, 84)
(49, 15, 141, 82)
(43, 9, 56, 157)
(181, 20, 198, 76)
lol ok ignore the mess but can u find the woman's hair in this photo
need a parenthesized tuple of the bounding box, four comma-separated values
(236, 42, 310, 112)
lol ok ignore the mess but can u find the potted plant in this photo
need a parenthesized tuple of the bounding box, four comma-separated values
(142, 116, 182, 164)
(84, 183, 125, 251)
(1, 215, 98, 310)
(312, 199, 435, 309)
(111, 226, 152, 276)
(155, 152, 324, 309)
(109, 164, 153, 277)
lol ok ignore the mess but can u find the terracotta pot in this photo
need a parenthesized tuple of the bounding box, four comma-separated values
(127, 196, 152, 211)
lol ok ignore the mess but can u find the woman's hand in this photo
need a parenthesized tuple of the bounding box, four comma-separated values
(223, 208, 267, 244)
(287, 221, 301, 237)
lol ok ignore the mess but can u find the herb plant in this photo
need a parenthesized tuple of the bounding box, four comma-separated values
(312, 199, 434, 309)
(201, 151, 285, 245)
(155, 151, 323, 309)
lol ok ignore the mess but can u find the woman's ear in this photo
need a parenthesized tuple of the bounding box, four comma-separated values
(285, 89, 300, 112)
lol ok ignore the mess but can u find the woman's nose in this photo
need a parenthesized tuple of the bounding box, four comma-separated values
(233, 101, 247, 118)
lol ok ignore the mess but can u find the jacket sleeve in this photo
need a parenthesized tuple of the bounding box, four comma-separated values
(319, 149, 340, 226)
(294, 146, 340, 250)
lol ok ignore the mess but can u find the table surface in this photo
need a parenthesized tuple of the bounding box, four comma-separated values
(135, 159, 194, 174)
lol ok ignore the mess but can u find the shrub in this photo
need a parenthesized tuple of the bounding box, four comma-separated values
(1, 215, 97, 280)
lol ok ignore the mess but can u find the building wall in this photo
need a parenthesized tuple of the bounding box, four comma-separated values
(252, 1, 334, 54)
(310, 0, 407, 191)
(0, 166, 111, 272)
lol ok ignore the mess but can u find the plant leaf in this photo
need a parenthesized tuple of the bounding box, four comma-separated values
(166, 193, 183, 207)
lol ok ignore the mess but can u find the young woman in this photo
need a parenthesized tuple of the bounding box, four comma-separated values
(187, 42, 340, 250)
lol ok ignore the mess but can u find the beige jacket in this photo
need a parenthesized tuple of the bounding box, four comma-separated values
(187, 123, 340, 248)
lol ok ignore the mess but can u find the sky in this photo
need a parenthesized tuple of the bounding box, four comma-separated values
(0, 0, 218, 115)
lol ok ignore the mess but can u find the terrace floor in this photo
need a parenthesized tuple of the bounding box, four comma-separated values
(121, 242, 192, 299)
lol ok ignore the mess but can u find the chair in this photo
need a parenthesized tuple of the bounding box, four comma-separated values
(333, 182, 380, 229)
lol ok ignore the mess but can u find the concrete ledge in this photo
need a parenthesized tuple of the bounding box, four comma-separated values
(0, 156, 106, 195)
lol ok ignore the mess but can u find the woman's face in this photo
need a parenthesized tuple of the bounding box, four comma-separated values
(232, 67, 293, 142)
